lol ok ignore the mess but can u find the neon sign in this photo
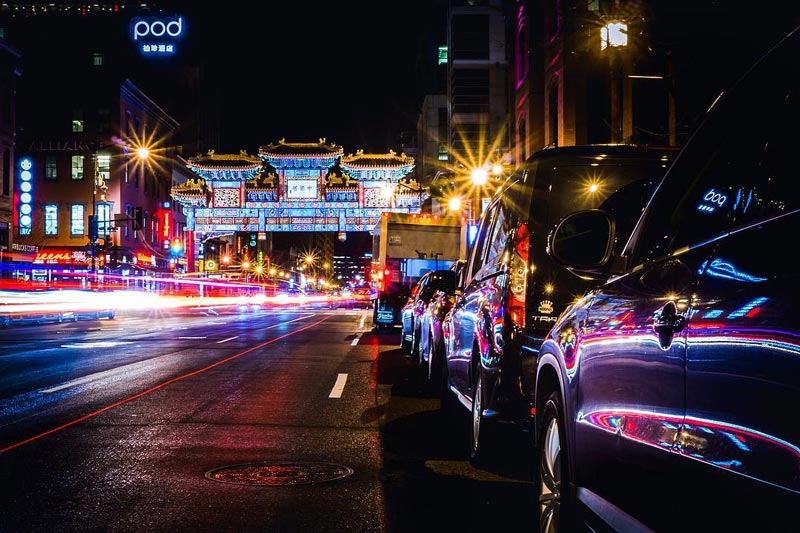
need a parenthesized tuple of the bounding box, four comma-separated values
(697, 188, 727, 214)
(130, 16, 185, 56)
(18, 158, 33, 235)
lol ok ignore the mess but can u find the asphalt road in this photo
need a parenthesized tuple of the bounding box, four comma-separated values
(0, 305, 536, 532)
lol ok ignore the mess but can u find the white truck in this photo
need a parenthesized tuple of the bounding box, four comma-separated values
(370, 213, 467, 329)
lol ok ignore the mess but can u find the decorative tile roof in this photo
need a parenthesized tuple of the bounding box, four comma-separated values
(259, 138, 344, 158)
(340, 149, 415, 169)
(187, 150, 262, 171)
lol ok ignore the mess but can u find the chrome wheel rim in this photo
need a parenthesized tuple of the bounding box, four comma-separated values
(471, 375, 482, 456)
(540, 416, 561, 533)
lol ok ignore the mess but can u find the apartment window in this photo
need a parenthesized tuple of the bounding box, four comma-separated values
(92, 52, 104, 66)
(98, 203, 111, 237)
(46, 156, 58, 180)
(44, 204, 58, 235)
(71, 156, 84, 179)
(97, 154, 111, 188)
(72, 119, 84, 132)
(71, 205, 85, 235)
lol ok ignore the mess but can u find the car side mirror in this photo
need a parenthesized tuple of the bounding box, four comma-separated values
(548, 209, 615, 276)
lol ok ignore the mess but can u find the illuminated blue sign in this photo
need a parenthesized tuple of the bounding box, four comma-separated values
(18, 157, 33, 235)
(696, 188, 727, 214)
(130, 16, 185, 56)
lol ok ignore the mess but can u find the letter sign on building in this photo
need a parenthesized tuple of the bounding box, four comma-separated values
(130, 15, 185, 56)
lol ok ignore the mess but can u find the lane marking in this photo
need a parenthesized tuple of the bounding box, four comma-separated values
(217, 336, 238, 344)
(43, 366, 129, 393)
(358, 315, 365, 329)
(2, 315, 331, 456)
(328, 373, 348, 398)
(178, 336, 207, 340)
(351, 336, 360, 346)
(265, 314, 314, 329)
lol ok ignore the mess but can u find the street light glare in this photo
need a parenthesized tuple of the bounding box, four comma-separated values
(601, 21, 628, 50)
(448, 197, 462, 211)
(491, 163, 503, 176)
(471, 168, 488, 186)
(136, 146, 150, 160)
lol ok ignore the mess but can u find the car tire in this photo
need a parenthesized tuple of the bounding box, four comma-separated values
(469, 369, 493, 465)
(400, 329, 412, 353)
(427, 329, 442, 389)
(538, 390, 572, 533)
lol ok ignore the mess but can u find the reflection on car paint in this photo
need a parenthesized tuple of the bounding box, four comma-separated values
(578, 407, 800, 492)
(699, 258, 768, 283)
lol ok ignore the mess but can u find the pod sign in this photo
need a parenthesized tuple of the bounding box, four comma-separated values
(130, 15, 185, 56)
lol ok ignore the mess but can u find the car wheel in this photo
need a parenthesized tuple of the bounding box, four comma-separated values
(469, 370, 492, 464)
(538, 390, 570, 533)
(400, 328, 412, 353)
(427, 329, 442, 387)
(411, 326, 421, 364)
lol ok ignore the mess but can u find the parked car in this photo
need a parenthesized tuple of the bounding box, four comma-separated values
(441, 143, 677, 462)
(400, 268, 457, 359)
(536, 26, 800, 531)
(417, 259, 465, 385)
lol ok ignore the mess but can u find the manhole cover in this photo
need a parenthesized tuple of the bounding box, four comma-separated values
(205, 461, 354, 486)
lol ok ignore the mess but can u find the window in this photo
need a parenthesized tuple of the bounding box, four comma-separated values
(466, 200, 498, 282)
(71, 156, 84, 180)
(45, 156, 57, 180)
(71, 205, 85, 236)
(97, 154, 110, 188)
(631, 40, 800, 267)
(72, 119, 84, 132)
(44, 204, 58, 235)
(484, 202, 508, 267)
(92, 52, 104, 66)
(125, 204, 131, 239)
(98, 203, 111, 237)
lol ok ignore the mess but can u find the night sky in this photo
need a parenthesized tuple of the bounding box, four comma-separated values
(182, 1, 447, 154)
(174, 1, 799, 155)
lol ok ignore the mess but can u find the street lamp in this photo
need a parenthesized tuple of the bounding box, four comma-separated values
(470, 167, 489, 225)
(90, 144, 150, 275)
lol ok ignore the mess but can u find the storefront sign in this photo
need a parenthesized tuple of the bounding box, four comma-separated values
(33, 250, 89, 265)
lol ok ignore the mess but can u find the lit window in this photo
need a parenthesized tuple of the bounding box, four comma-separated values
(71, 205, 85, 235)
(44, 204, 58, 235)
(98, 203, 111, 237)
(71, 155, 84, 179)
(72, 119, 84, 132)
(92, 52, 104, 66)
(45, 156, 57, 180)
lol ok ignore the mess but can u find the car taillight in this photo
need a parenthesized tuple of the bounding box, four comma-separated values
(508, 222, 529, 328)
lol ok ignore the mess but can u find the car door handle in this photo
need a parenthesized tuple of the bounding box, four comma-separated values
(654, 301, 686, 333)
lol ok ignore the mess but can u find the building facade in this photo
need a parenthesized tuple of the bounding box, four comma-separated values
(0, 38, 20, 275)
(13, 79, 182, 281)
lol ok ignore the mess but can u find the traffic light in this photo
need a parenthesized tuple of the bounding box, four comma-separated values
(88, 214, 98, 242)
(249, 232, 257, 248)
(133, 207, 143, 231)
(171, 238, 183, 254)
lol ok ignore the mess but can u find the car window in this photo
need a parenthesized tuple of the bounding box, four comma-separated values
(466, 199, 499, 283)
(484, 200, 508, 268)
(631, 35, 800, 267)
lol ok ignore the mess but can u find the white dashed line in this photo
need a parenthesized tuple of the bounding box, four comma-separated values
(328, 373, 348, 398)
(358, 315, 365, 329)
(178, 336, 206, 339)
(217, 336, 238, 344)
(351, 336, 360, 346)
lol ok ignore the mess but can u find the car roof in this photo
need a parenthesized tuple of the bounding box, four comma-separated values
(526, 143, 678, 165)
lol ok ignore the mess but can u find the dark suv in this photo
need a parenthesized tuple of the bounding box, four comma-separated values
(537, 26, 800, 532)
(442, 143, 676, 461)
